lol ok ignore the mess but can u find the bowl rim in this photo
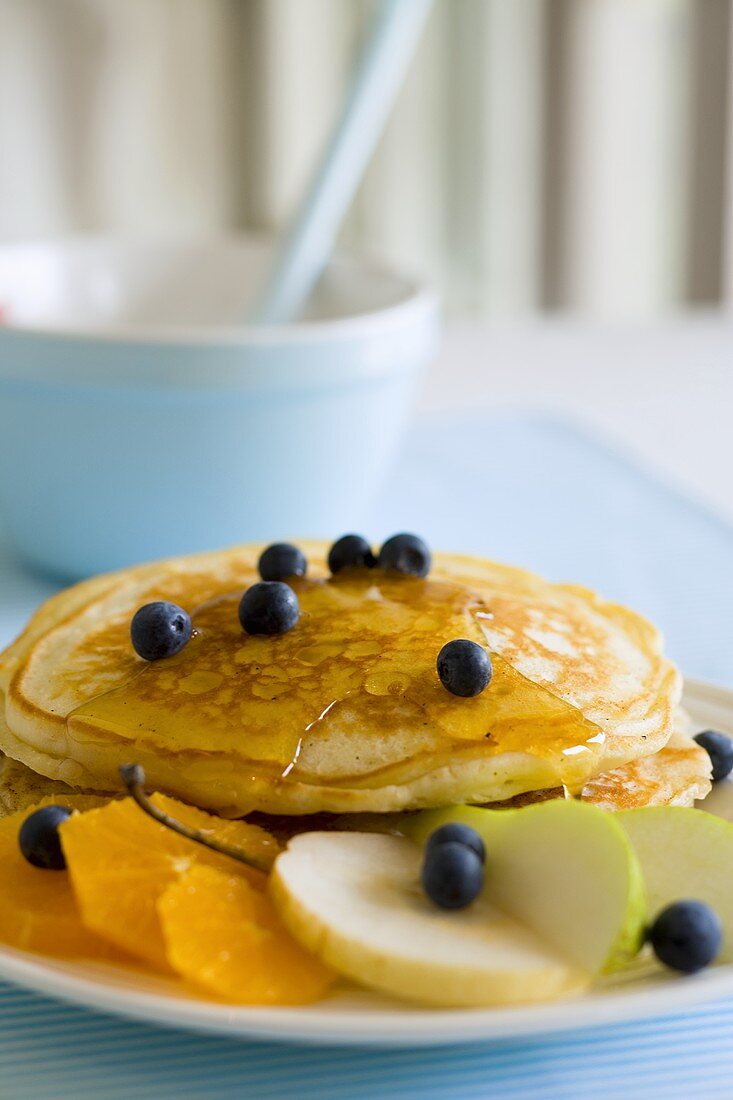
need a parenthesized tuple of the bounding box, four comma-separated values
(0, 234, 439, 348)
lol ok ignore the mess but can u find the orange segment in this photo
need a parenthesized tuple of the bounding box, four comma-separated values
(0, 795, 127, 960)
(60, 794, 279, 971)
(158, 863, 334, 1004)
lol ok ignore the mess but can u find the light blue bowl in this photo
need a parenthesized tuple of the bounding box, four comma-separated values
(0, 237, 438, 578)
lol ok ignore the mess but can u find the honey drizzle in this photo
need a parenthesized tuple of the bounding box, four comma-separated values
(67, 574, 605, 789)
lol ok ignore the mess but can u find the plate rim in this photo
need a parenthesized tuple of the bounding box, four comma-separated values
(0, 674, 730, 1048)
(2, 944, 733, 1048)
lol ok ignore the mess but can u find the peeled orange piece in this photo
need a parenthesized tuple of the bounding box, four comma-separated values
(158, 862, 334, 1004)
(60, 794, 279, 971)
(0, 795, 127, 960)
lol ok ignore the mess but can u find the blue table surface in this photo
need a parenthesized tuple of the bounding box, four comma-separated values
(1, 410, 732, 1099)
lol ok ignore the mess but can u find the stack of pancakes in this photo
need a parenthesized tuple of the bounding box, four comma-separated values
(0, 542, 711, 821)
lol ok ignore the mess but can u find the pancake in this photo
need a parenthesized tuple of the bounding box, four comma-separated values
(0, 720, 709, 822)
(240, 724, 712, 843)
(0, 752, 105, 817)
(481, 712, 711, 812)
(0, 542, 681, 816)
(582, 724, 711, 810)
(482, 727, 710, 811)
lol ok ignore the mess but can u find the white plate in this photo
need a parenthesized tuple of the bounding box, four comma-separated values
(0, 677, 732, 1048)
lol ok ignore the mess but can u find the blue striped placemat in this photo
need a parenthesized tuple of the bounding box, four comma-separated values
(0, 980, 732, 1100)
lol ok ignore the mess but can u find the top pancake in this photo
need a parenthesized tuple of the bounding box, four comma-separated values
(0, 542, 681, 815)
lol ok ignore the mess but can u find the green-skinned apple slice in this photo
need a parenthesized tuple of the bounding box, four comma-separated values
(406, 799, 647, 974)
(270, 831, 588, 1007)
(619, 805, 733, 961)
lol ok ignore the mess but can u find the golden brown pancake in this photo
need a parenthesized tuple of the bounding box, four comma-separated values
(0, 752, 92, 816)
(475, 714, 712, 812)
(0, 543, 681, 816)
(582, 726, 711, 810)
(244, 725, 712, 842)
(0, 724, 709, 823)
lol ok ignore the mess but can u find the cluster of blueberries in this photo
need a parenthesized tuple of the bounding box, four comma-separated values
(128, 534, 494, 699)
(420, 820, 722, 975)
(421, 822, 486, 910)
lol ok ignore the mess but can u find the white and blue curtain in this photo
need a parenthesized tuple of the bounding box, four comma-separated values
(0, 0, 730, 317)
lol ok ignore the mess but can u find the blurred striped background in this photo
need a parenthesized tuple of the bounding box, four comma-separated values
(0, 0, 730, 318)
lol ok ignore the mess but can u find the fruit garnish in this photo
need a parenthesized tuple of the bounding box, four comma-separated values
(158, 863, 334, 1004)
(407, 800, 646, 974)
(647, 900, 722, 973)
(0, 795, 125, 959)
(421, 840, 484, 910)
(258, 543, 307, 582)
(619, 805, 733, 961)
(19, 805, 72, 870)
(693, 730, 733, 782)
(425, 822, 486, 863)
(327, 534, 376, 573)
(378, 533, 431, 577)
(120, 764, 271, 872)
(270, 831, 589, 1006)
(60, 792, 277, 970)
(130, 601, 192, 661)
(238, 581, 300, 636)
(437, 638, 493, 697)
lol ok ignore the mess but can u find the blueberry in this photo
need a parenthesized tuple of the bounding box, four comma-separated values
(19, 805, 72, 870)
(437, 639, 493, 698)
(647, 900, 722, 973)
(328, 534, 376, 574)
(425, 822, 486, 864)
(378, 533, 431, 577)
(421, 841, 484, 910)
(130, 601, 192, 661)
(694, 730, 733, 782)
(258, 543, 307, 582)
(239, 581, 300, 636)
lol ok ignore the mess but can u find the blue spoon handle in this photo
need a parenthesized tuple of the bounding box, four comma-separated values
(252, 0, 434, 326)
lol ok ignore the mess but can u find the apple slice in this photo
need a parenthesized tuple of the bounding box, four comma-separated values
(407, 800, 646, 974)
(619, 806, 733, 961)
(271, 831, 588, 1007)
